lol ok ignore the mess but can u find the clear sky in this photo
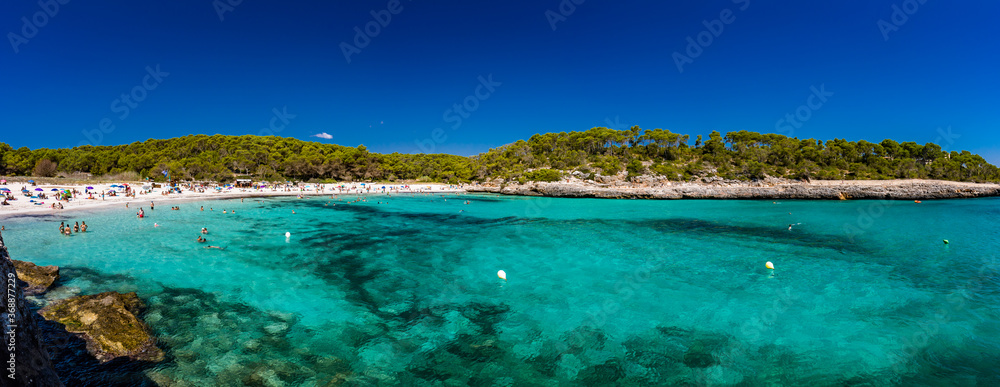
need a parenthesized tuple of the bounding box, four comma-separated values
(2, 0, 998, 162)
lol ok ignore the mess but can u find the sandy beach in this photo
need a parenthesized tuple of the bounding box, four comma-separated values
(0, 180, 467, 218)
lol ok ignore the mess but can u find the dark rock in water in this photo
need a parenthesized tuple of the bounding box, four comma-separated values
(39, 291, 164, 363)
(576, 359, 625, 384)
(683, 346, 717, 368)
(12, 259, 60, 295)
(0, 231, 64, 386)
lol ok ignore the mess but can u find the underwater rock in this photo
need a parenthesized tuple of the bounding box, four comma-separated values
(576, 359, 626, 385)
(682, 346, 717, 368)
(39, 291, 164, 363)
(12, 259, 60, 295)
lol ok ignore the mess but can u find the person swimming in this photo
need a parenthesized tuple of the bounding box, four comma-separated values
(204, 245, 224, 250)
(81, 221, 88, 232)
(197, 235, 207, 243)
(201, 227, 208, 234)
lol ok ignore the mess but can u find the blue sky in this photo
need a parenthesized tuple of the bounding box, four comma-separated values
(2, 0, 998, 162)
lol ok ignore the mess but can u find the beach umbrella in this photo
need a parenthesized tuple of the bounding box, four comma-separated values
(0, 179, 6, 183)
(86, 186, 94, 189)
(35, 188, 43, 191)
(50, 188, 59, 191)
(0, 188, 9, 192)
(28, 180, 35, 183)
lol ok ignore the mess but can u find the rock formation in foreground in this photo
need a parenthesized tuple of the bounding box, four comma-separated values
(467, 178, 1000, 200)
(11, 260, 59, 296)
(39, 292, 164, 363)
(0, 232, 64, 387)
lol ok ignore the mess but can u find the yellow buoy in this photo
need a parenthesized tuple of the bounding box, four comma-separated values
(765, 261, 774, 270)
(497, 270, 507, 281)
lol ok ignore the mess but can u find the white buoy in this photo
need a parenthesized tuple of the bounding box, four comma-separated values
(765, 261, 774, 270)
(497, 270, 507, 281)
(285, 232, 291, 238)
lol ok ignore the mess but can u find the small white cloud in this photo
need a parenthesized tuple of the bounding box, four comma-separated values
(312, 132, 333, 140)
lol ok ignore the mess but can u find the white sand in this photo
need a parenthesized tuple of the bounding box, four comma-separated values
(0, 180, 468, 218)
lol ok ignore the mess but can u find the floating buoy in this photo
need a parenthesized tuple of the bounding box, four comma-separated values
(497, 270, 507, 281)
(915, 200, 922, 204)
(285, 232, 291, 238)
(943, 239, 949, 244)
(765, 261, 774, 270)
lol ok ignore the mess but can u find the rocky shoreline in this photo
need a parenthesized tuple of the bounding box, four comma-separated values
(466, 178, 1000, 200)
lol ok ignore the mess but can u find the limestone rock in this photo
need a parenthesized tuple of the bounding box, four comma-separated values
(0, 232, 64, 386)
(467, 179, 1000, 200)
(12, 259, 59, 295)
(39, 291, 164, 363)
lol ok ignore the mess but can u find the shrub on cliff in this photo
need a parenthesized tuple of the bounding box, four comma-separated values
(526, 169, 562, 182)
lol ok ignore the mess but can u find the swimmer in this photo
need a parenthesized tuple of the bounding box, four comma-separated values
(223, 210, 227, 214)
(201, 228, 208, 234)
(197, 236, 207, 243)
(788, 224, 792, 231)
(204, 245, 225, 250)
(200, 206, 204, 211)
(154, 223, 160, 227)
(81, 221, 88, 232)
(74, 222, 80, 232)
(1, 226, 4, 231)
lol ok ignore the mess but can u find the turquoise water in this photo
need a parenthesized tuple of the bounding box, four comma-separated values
(3, 194, 999, 385)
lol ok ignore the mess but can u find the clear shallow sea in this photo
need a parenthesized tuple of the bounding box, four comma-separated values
(2, 194, 999, 386)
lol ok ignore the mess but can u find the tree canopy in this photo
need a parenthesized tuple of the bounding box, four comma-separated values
(1, 129, 996, 183)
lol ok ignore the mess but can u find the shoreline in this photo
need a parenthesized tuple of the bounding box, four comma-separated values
(466, 178, 1000, 200)
(4, 178, 999, 220)
(0, 182, 466, 219)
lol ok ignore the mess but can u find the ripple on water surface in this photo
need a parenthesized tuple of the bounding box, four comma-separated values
(3, 194, 999, 385)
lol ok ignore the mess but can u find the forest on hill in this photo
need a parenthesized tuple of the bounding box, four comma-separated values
(1, 127, 997, 183)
